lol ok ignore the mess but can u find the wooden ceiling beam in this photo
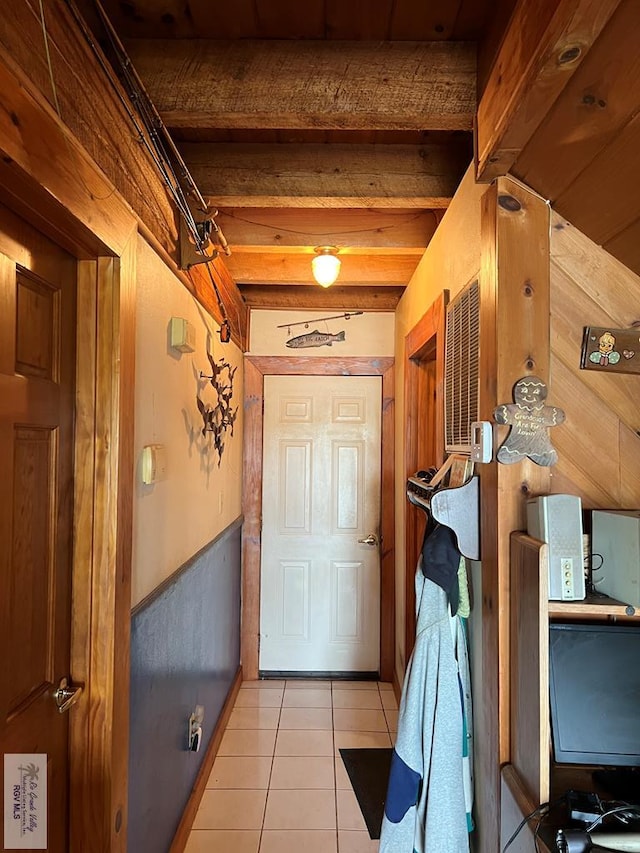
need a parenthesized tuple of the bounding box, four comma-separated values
(238, 284, 404, 311)
(125, 39, 476, 131)
(476, 0, 622, 182)
(182, 143, 468, 208)
(216, 209, 441, 252)
(226, 251, 419, 285)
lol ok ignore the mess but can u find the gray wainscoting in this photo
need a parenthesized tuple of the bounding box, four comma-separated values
(128, 518, 242, 852)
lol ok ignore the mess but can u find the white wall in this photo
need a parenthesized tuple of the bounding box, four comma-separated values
(132, 235, 243, 606)
(248, 309, 394, 356)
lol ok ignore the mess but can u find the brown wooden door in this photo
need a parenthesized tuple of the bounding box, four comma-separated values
(0, 205, 77, 852)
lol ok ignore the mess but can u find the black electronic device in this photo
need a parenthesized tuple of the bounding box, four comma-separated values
(549, 624, 640, 771)
(566, 790, 604, 826)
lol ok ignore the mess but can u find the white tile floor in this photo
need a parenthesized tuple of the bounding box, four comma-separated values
(185, 679, 398, 853)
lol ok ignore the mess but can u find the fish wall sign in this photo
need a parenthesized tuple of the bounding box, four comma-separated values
(286, 329, 346, 349)
(580, 326, 640, 374)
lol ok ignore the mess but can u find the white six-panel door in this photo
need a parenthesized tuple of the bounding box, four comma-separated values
(260, 375, 382, 673)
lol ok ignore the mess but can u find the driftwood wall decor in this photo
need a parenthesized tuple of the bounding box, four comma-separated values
(196, 350, 238, 464)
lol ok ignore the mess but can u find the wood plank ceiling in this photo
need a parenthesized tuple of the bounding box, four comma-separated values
(88, 0, 498, 310)
(510, 0, 640, 280)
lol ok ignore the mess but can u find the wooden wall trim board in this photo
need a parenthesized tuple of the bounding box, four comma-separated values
(169, 666, 243, 853)
(477, 178, 552, 853)
(477, 185, 501, 853)
(70, 242, 136, 852)
(138, 220, 249, 349)
(0, 45, 136, 259)
(0, 0, 170, 254)
(241, 356, 395, 682)
(510, 534, 550, 806)
(242, 358, 265, 681)
(380, 364, 396, 681)
(476, 0, 622, 181)
(403, 292, 448, 664)
(0, 11, 248, 347)
(500, 765, 546, 853)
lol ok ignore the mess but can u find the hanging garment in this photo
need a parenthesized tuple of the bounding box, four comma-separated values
(455, 608, 474, 832)
(379, 567, 473, 853)
(420, 519, 461, 614)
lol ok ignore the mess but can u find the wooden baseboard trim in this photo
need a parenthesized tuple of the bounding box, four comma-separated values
(170, 666, 243, 852)
(392, 669, 402, 707)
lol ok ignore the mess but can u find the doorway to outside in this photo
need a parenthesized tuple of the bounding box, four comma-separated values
(242, 356, 395, 683)
(260, 374, 382, 674)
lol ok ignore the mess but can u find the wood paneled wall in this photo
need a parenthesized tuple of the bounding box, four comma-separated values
(476, 177, 553, 853)
(548, 212, 640, 507)
(512, 0, 640, 282)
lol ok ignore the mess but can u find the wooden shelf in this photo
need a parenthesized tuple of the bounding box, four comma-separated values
(504, 532, 640, 852)
(548, 593, 638, 620)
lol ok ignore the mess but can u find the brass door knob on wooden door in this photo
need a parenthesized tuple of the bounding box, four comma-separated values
(53, 677, 83, 714)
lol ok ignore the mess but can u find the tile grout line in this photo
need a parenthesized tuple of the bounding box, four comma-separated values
(331, 680, 340, 853)
(197, 680, 392, 852)
(258, 682, 284, 853)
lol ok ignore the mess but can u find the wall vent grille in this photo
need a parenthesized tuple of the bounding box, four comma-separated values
(445, 279, 480, 452)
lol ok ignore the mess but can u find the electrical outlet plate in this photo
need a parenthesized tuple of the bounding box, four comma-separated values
(188, 705, 205, 752)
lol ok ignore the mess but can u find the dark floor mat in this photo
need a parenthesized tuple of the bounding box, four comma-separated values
(339, 747, 393, 839)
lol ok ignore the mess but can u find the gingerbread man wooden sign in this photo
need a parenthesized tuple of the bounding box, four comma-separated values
(493, 376, 565, 466)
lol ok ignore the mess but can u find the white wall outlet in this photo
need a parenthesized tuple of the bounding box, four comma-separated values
(188, 705, 205, 752)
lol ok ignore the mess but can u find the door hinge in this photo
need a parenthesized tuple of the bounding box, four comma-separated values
(257, 633, 261, 651)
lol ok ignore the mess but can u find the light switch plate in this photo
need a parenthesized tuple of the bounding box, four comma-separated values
(141, 444, 167, 484)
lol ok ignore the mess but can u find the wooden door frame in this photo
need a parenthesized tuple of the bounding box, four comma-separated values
(403, 292, 448, 662)
(242, 355, 395, 683)
(70, 250, 136, 852)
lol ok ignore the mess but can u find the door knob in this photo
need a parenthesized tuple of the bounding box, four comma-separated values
(53, 677, 83, 714)
(357, 533, 378, 546)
